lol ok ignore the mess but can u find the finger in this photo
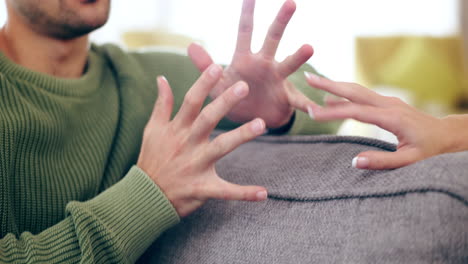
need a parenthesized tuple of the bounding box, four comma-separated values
(190, 82, 249, 141)
(203, 178, 268, 201)
(236, 0, 256, 53)
(188, 42, 214, 72)
(286, 82, 318, 113)
(151, 76, 174, 124)
(278, 44, 314, 78)
(352, 149, 420, 170)
(324, 94, 349, 107)
(173, 64, 223, 127)
(309, 102, 398, 132)
(304, 72, 386, 107)
(261, 0, 296, 59)
(204, 118, 266, 163)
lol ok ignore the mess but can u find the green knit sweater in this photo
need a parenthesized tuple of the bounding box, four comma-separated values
(0, 44, 338, 263)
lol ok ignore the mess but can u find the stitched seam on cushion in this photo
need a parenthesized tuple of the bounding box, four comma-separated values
(268, 188, 468, 207)
(252, 135, 396, 151)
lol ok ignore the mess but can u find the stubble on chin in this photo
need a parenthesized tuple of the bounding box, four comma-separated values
(13, 0, 110, 39)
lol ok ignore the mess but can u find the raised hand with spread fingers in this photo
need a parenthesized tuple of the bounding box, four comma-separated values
(188, 0, 316, 129)
(138, 64, 268, 218)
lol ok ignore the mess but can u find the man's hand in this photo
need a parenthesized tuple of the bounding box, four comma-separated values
(304, 72, 465, 170)
(188, 0, 314, 129)
(137, 64, 267, 218)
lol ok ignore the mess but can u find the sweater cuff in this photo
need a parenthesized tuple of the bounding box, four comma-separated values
(67, 166, 180, 262)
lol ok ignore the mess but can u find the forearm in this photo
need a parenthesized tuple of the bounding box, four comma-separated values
(0, 167, 179, 264)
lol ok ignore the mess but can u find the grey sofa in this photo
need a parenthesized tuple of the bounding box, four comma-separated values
(139, 134, 468, 263)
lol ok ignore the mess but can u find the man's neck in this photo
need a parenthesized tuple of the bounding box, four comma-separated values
(0, 16, 89, 79)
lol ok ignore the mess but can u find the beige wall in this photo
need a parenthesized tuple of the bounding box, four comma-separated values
(463, 0, 468, 75)
(462, 0, 468, 100)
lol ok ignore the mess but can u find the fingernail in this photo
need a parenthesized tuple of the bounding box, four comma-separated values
(192, 41, 204, 47)
(209, 64, 221, 77)
(304, 71, 320, 82)
(352, 156, 369, 169)
(307, 105, 315, 120)
(256, 190, 268, 200)
(233, 82, 248, 97)
(251, 119, 265, 134)
(156, 76, 166, 87)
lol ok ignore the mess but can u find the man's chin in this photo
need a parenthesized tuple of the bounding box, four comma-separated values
(53, 21, 106, 39)
(56, 0, 110, 38)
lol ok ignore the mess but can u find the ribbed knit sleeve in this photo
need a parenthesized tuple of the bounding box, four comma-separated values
(0, 166, 179, 264)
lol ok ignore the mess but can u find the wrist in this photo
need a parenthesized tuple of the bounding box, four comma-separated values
(440, 115, 468, 153)
(267, 111, 296, 135)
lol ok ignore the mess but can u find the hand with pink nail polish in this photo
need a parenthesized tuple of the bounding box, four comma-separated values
(304, 72, 468, 170)
(187, 0, 316, 130)
(138, 65, 267, 218)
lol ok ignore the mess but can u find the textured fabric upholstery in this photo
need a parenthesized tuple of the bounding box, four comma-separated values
(140, 134, 468, 263)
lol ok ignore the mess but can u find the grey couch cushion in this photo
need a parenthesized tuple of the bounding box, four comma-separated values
(139, 134, 468, 264)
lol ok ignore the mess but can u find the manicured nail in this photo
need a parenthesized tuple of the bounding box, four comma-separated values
(256, 190, 268, 200)
(157, 76, 166, 87)
(307, 105, 315, 120)
(209, 64, 221, 77)
(304, 71, 320, 82)
(352, 156, 369, 169)
(251, 119, 265, 134)
(193, 41, 203, 47)
(233, 82, 248, 97)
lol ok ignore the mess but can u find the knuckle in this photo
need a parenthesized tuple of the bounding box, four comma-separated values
(197, 109, 216, 126)
(242, 123, 254, 138)
(349, 82, 362, 89)
(143, 122, 157, 138)
(220, 188, 231, 200)
(211, 137, 228, 152)
(269, 29, 282, 41)
(370, 158, 382, 169)
(161, 93, 173, 106)
(183, 93, 197, 107)
(387, 113, 401, 127)
(219, 92, 233, 107)
(190, 181, 205, 199)
(239, 23, 253, 33)
(386, 96, 404, 105)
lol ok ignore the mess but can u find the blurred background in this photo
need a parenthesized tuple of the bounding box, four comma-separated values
(0, 0, 466, 141)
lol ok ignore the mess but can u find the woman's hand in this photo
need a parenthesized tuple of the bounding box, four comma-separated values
(304, 72, 464, 170)
(138, 64, 267, 218)
(188, 0, 315, 129)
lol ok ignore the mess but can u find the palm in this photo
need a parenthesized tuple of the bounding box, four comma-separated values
(217, 55, 291, 127)
(188, 0, 314, 128)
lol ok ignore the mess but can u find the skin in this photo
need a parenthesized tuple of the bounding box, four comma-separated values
(188, 0, 315, 128)
(0, 0, 110, 78)
(304, 72, 468, 171)
(0, 0, 317, 217)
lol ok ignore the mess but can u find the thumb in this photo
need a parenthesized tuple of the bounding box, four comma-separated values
(188, 42, 214, 72)
(352, 149, 421, 170)
(203, 178, 268, 202)
(151, 76, 174, 124)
